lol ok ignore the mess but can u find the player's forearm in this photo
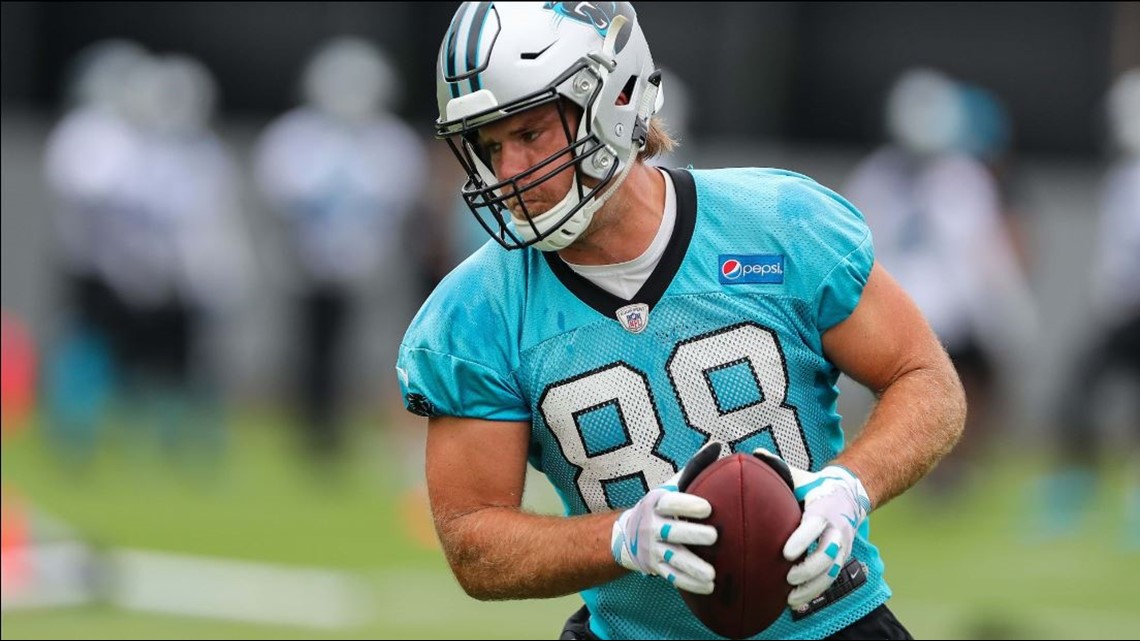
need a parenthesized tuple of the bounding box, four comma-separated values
(836, 362, 966, 509)
(436, 507, 626, 600)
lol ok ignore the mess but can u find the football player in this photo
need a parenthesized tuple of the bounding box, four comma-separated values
(397, 3, 965, 639)
(843, 69, 1038, 496)
(1038, 68, 1140, 543)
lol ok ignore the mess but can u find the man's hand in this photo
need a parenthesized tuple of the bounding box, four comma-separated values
(611, 442, 722, 595)
(752, 448, 871, 608)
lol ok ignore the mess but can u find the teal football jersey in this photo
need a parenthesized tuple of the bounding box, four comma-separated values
(397, 168, 890, 639)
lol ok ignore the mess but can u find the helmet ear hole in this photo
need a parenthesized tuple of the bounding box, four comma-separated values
(615, 75, 637, 107)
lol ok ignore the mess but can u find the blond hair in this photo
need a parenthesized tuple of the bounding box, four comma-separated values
(638, 117, 677, 162)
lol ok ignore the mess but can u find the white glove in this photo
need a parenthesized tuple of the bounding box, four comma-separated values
(753, 448, 871, 608)
(611, 442, 721, 595)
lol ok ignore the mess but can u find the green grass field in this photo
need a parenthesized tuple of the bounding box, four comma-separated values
(2, 412, 1137, 639)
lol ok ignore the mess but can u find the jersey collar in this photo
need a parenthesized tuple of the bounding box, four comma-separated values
(542, 167, 697, 317)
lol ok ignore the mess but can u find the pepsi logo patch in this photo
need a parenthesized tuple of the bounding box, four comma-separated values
(718, 254, 784, 285)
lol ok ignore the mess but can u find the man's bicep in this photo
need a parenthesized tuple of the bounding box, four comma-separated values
(821, 262, 951, 394)
(425, 415, 531, 523)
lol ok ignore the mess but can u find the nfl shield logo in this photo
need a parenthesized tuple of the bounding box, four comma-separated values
(616, 303, 649, 334)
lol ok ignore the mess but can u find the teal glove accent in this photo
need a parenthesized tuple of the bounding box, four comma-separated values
(611, 442, 722, 595)
(753, 448, 871, 608)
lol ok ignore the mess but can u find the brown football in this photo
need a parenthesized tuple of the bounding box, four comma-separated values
(679, 453, 803, 639)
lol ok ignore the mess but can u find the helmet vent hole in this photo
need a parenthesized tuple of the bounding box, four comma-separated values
(615, 75, 637, 106)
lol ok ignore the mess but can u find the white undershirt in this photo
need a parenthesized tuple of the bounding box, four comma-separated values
(564, 169, 676, 300)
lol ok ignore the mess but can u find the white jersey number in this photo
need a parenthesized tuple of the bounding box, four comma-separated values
(541, 322, 809, 512)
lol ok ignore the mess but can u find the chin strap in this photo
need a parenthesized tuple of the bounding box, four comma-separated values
(526, 70, 662, 252)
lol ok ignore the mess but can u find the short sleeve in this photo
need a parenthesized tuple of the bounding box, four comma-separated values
(815, 231, 874, 331)
(397, 345, 528, 421)
(395, 246, 529, 422)
(776, 176, 875, 331)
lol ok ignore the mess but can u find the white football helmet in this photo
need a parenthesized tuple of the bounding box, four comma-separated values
(123, 54, 217, 135)
(65, 39, 149, 115)
(435, 1, 663, 251)
(303, 37, 399, 122)
(886, 68, 965, 157)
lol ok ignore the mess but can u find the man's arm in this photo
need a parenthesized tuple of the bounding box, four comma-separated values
(821, 262, 967, 509)
(426, 415, 625, 601)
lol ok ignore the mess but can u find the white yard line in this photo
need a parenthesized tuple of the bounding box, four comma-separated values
(5, 548, 1138, 635)
(3, 545, 374, 629)
(1, 542, 97, 611)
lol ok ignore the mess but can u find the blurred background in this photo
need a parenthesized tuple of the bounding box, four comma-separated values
(2, 2, 1137, 639)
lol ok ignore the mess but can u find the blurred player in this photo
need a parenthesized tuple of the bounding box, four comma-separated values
(1038, 68, 1140, 543)
(255, 37, 428, 464)
(44, 50, 248, 465)
(398, 3, 965, 638)
(43, 40, 150, 463)
(844, 68, 1038, 495)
